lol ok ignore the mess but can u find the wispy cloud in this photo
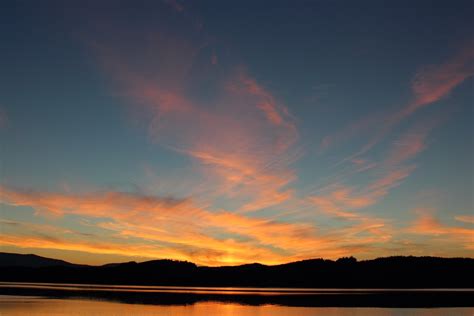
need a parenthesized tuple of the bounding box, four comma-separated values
(309, 44, 473, 229)
(319, 114, 382, 152)
(310, 118, 431, 220)
(92, 23, 301, 214)
(455, 215, 474, 224)
(320, 43, 474, 159)
(407, 212, 474, 251)
(2, 3, 471, 265)
(309, 166, 414, 220)
(403, 42, 474, 117)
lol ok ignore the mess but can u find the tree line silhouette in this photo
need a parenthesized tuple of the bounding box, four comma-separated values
(1, 252, 473, 288)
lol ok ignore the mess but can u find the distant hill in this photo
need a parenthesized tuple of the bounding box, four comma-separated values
(0, 252, 77, 268)
(1, 252, 473, 288)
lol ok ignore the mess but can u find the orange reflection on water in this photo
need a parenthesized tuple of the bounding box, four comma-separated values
(1, 296, 474, 316)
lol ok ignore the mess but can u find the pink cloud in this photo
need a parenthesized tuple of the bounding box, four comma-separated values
(407, 43, 474, 115)
(236, 73, 286, 126)
(385, 117, 441, 167)
(312, 46, 471, 214)
(92, 26, 300, 214)
(321, 43, 473, 160)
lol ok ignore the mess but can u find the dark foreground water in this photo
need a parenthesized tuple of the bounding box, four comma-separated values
(0, 283, 473, 315)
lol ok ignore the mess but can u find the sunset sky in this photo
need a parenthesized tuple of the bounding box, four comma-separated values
(0, 0, 473, 266)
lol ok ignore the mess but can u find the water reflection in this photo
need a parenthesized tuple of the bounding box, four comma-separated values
(1, 283, 473, 308)
(1, 296, 473, 316)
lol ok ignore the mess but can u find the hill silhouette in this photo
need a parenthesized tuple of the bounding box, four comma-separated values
(1, 252, 473, 288)
(0, 252, 78, 268)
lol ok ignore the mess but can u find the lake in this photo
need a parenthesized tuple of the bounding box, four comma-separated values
(0, 283, 473, 315)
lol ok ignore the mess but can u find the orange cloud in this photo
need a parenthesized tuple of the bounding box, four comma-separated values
(407, 213, 474, 251)
(185, 147, 296, 213)
(0, 186, 196, 219)
(0, 186, 309, 264)
(455, 215, 474, 224)
(309, 163, 414, 221)
(0, 234, 198, 263)
(0, 186, 280, 264)
(0, 185, 404, 264)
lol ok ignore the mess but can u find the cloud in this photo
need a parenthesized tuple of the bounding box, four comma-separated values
(405, 42, 474, 116)
(6, 183, 471, 263)
(0, 186, 284, 264)
(309, 167, 414, 220)
(211, 51, 218, 65)
(310, 53, 459, 222)
(320, 43, 473, 159)
(0, 185, 404, 264)
(310, 118, 427, 221)
(0, 233, 190, 262)
(0, 186, 192, 219)
(407, 213, 474, 251)
(232, 71, 296, 131)
(91, 22, 300, 214)
(455, 215, 474, 224)
(319, 114, 382, 152)
(385, 43, 473, 143)
(0, 186, 312, 264)
(4, 3, 472, 265)
(311, 120, 423, 220)
(309, 195, 359, 219)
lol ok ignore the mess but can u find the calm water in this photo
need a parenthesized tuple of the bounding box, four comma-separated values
(1, 296, 473, 316)
(1, 282, 472, 294)
(0, 283, 473, 315)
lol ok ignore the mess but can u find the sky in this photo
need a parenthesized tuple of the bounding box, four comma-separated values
(0, 0, 473, 266)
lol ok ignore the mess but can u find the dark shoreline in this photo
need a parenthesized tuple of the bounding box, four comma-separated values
(1, 284, 473, 308)
(2, 254, 474, 289)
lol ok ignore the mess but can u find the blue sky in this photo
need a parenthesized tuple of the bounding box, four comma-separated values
(0, 0, 472, 265)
